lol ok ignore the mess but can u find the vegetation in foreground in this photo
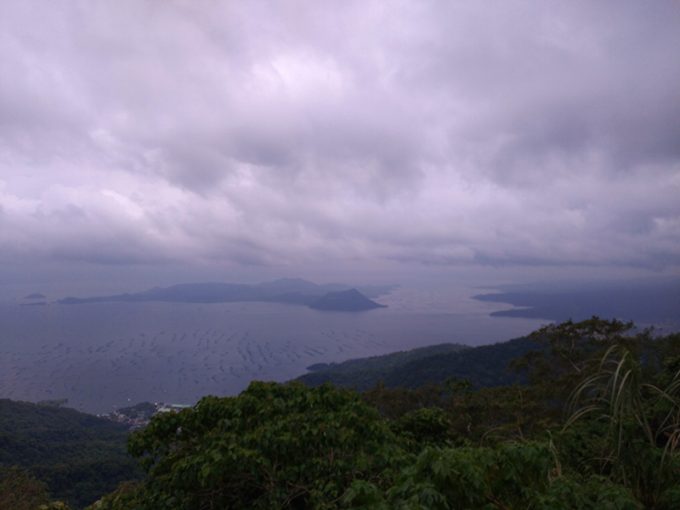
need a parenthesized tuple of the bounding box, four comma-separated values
(0, 400, 140, 508)
(1, 318, 678, 508)
(90, 318, 679, 509)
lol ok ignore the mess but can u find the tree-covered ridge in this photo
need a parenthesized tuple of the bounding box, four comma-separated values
(299, 343, 470, 390)
(297, 336, 541, 390)
(93, 318, 680, 509)
(0, 399, 140, 509)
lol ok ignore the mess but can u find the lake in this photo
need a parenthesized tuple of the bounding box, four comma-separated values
(0, 286, 544, 413)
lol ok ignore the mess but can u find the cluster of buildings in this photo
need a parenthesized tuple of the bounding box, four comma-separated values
(100, 401, 191, 429)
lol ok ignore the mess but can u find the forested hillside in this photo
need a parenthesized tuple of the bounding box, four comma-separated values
(90, 318, 680, 509)
(2, 318, 678, 508)
(0, 400, 140, 508)
(297, 337, 541, 390)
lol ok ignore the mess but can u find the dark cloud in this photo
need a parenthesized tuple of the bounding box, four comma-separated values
(0, 0, 678, 283)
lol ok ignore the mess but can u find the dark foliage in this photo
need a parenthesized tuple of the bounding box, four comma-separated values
(92, 318, 678, 509)
(4, 318, 678, 509)
(298, 336, 542, 390)
(114, 382, 401, 509)
(0, 399, 140, 509)
(298, 343, 469, 390)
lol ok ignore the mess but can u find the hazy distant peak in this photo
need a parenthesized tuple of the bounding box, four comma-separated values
(24, 293, 47, 300)
(309, 288, 386, 311)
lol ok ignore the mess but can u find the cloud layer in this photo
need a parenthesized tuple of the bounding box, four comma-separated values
(1, 1, 679, 275)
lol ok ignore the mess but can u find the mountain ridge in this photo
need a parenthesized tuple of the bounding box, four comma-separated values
(58, 279, 390, 312)
(296, 336, 542, 390)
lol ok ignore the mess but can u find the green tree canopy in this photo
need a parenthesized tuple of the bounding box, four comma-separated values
(116, 382, 401, 509)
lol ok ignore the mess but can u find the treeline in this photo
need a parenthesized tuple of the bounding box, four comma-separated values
(1, 318, 678, 508)
(297, 336, 542, 390)
(92, 318, 679, 509)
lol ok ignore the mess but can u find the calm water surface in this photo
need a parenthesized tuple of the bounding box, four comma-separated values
(0, 287, 545, 413)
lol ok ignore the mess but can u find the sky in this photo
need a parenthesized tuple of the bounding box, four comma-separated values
(1, 1, 679, 296)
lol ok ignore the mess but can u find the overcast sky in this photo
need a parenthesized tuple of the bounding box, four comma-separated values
(1, 1, 679, 294)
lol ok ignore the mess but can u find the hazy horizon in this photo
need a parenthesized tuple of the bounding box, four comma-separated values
(2, 5, 679, 509)
(1, 285, 549, 413)
(1, 0, 679, 405)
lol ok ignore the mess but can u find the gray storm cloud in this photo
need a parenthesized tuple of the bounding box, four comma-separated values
(0, 0, 679, 274)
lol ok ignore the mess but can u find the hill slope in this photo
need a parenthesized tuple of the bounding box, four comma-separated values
(296, 336, 542, 390)
(0, 399, 139, 509)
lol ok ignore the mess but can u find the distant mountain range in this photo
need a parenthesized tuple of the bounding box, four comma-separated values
(59, 278, 392, 312)
(24, 293, 47, 300)
(19, 292, 48, 306)
(473, 278, 680, 325)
